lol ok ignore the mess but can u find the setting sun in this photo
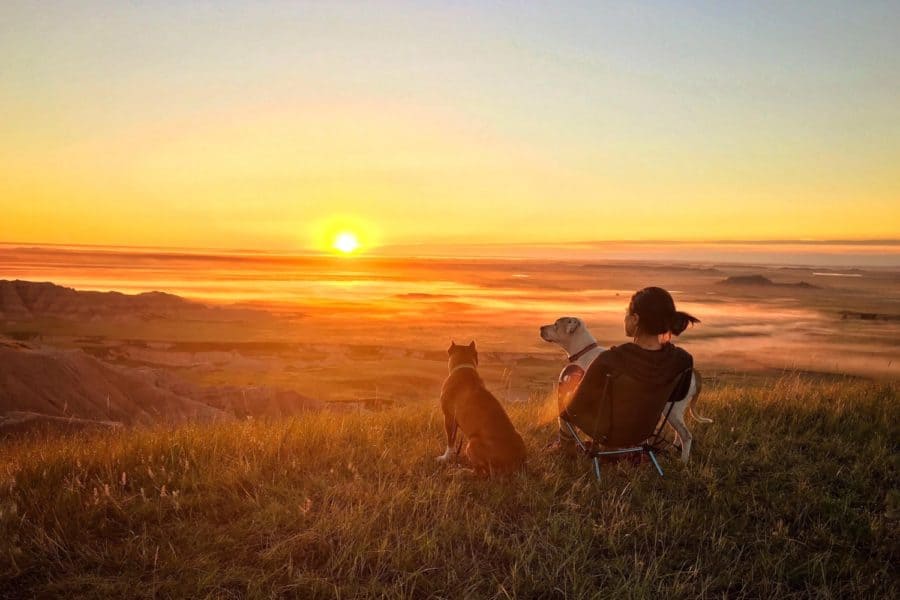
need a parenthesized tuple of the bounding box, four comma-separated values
(333, 232, 360, 254)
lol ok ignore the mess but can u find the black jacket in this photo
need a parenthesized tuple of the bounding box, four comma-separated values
(592, 342, 693, 401)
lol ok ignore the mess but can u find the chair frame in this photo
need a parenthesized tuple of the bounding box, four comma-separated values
(561, 369, 691, 483)
(562, 419, 664, 483)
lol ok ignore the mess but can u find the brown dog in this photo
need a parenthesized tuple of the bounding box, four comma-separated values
(435, 341, 527, 475)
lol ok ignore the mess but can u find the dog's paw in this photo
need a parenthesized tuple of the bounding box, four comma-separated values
(436, 445, 457, 463)
(449, 467, 479, 480)
(436, 450, 456, 463)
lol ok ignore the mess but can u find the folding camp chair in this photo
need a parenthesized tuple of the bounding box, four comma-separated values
(560, 366, 692, 482)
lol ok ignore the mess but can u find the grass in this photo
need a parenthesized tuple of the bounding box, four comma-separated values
(1, 376, 897, 599)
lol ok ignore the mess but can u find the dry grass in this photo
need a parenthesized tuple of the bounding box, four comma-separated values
(1, 376, 897, 598)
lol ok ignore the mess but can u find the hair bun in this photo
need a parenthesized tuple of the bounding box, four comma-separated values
(670, 313, 687, 336)
(669, 311, 699, 336)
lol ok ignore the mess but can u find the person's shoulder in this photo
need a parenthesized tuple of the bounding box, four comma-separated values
(592, 343, 632, 371)
(586, 346, 617, 373)
(667, 343, 694, 366)
(595, 343, 623, 361)
(600, 343, 631, 355)
(601, 342, 646, 358)
(668, 342, 692, 356)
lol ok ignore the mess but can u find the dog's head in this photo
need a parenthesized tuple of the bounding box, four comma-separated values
(539, 317, 584, 347)
(447, 340, 478, 371)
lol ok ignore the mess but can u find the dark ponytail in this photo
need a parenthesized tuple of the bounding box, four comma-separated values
(669, 310, 700, 336)
(629, 286, 700, 337)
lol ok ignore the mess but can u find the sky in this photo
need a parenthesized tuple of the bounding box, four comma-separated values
(1, 1, 898, 254)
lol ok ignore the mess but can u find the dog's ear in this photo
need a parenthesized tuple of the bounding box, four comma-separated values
(469, 341, 478, 365)
(468, 341, 476, 350)
(565, 318, 581, 334)
(447, 341, 457, 355)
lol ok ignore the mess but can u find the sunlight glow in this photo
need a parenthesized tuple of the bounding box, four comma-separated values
(333, 232, 360, 254)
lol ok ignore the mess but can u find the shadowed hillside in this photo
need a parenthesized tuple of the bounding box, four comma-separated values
(0, 340, 227, 426)
(0, 341, 322, 433)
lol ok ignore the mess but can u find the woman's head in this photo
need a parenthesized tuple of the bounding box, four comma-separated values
(624, 286, 699, 338)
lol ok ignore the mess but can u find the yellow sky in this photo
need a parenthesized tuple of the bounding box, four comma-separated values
(1, 3, 898, 253)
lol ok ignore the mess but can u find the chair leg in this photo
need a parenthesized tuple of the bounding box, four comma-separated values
(564, 421, 589, 453)
(562, 419, 605, 482)
(647, 448, 664, 477)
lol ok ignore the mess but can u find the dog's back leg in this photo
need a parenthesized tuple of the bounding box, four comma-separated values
(464, 439, 490, 475)
(668, 413, 693, 463)
(689, 370, 713, 423)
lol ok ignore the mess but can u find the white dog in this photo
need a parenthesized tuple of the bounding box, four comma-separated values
(539, 316, 712, 463)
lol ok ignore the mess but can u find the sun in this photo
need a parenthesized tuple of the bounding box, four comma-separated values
(333, 232, 360, 254)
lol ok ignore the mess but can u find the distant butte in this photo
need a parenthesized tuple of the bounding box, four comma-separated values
(717, 275, 818, 289)
(0, 279, 193, 320)
(0, 279, 268, 323)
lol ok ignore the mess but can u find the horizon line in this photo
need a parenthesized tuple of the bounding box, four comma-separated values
(2, 238, 899, 255)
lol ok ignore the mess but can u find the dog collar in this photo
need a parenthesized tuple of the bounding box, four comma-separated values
(567, 342, 598, 363)
(449, 363, 477, 375)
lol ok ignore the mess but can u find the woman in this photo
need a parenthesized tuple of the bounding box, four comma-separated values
(549, 286, 699, 453)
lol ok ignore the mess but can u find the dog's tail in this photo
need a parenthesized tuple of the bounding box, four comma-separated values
(689, 369, 714, 423)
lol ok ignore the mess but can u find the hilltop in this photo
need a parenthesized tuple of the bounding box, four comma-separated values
(0, 376, 896, 598)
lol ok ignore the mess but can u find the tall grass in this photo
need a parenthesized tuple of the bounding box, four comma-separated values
(1, 376, 897, 598)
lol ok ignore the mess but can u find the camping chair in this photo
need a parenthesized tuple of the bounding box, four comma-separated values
(560, 366, 692, 482)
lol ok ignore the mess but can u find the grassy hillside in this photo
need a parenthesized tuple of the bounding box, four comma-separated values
(1, 376, 897, 598)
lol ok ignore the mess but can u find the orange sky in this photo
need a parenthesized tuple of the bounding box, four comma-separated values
(1, 3, 898, 254)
